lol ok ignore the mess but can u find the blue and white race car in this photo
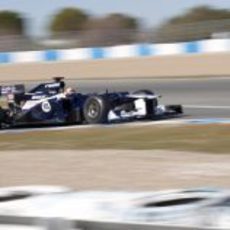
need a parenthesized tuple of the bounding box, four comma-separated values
(0, 77, 183, 128)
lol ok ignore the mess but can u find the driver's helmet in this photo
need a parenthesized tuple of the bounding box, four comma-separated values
(64, 87, 75, 96)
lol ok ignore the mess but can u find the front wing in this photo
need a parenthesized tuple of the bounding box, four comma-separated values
(108, 99, 183, 122)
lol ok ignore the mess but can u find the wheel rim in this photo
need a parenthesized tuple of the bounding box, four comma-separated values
(88, 102, 99, 118)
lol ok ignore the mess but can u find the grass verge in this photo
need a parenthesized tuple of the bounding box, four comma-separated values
(0, 124, 230, 153)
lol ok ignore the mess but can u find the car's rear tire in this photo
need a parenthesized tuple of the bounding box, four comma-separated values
(133, 89, 158, 118)
(0, 107, 6, 128)
(83, 96, 110, 124)
(0, 107, 5, 120)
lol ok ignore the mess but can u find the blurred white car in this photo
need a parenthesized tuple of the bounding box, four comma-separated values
(0, 186, 229, 228)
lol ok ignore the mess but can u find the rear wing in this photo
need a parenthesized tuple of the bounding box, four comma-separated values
(0, 84, 25, 96)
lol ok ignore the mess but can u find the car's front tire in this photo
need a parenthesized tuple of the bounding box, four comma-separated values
(83, 96, 110, 124)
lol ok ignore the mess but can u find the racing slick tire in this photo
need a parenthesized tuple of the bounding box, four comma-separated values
(0, 107, 6, 128)
(133, 89, 158, 118)
(0, 107, 5, 120)
(83, 96, 110, 124)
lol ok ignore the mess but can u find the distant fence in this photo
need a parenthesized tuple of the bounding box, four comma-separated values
(0, 39, 229, 65)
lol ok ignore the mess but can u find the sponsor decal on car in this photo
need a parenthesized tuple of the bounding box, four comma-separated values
(41, 101, 52, 113)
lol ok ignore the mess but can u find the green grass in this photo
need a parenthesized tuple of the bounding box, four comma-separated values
(0, 124, 230, 153)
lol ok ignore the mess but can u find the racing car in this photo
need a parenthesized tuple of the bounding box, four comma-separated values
(0, 77, 183, 128)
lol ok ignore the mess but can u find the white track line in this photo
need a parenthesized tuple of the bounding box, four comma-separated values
(1, 118, 230, 134)
(0, 120, 183, 134)
(184, 105, 230, 110)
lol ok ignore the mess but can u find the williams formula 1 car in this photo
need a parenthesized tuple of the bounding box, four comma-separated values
(0, 77, 183, 128)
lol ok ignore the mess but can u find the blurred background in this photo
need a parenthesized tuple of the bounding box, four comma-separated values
(0, 1, 229, 52)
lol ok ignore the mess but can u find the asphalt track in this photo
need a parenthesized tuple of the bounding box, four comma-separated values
(61, 76, 229, 119)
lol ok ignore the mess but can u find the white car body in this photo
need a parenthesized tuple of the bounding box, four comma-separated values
(0, 187, 230, 228)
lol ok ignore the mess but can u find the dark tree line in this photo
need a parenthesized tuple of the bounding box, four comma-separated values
(169, 6, 230, 24)
(0, 5, 229, 44)
(154, 6, 230, 42)
(48, 8, 139, 45)
(0, 11, 24, 35)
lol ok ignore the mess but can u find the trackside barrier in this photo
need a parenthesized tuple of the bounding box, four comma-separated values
(0, 215, 224, 230)
(0, 41, 229, 81)
(0, 39, 229, 64)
